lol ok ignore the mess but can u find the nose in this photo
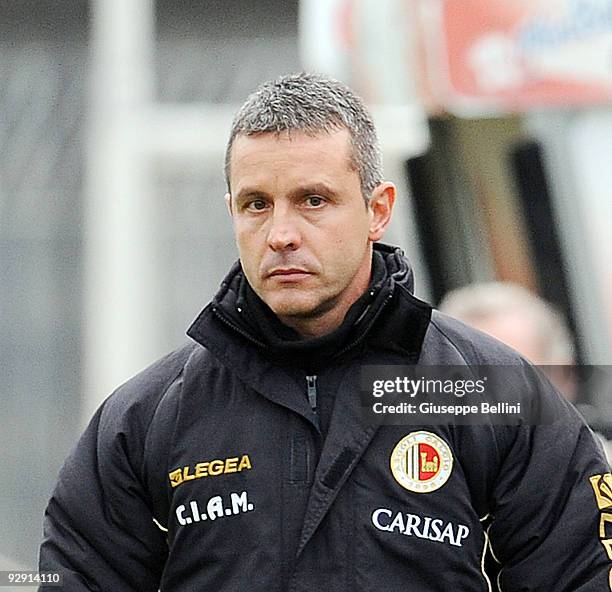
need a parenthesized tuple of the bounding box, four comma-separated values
(266, 204, 301, 252)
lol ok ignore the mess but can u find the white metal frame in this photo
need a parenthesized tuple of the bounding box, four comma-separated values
(84, 0, 431, 420)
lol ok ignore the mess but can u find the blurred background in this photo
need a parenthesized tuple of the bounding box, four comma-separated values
(1, 0, 612, 570)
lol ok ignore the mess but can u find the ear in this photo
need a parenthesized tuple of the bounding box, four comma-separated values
(368, 182, 396, 242)
(225, 193, 233, 217)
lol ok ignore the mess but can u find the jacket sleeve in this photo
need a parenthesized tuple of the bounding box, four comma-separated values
(37, 353, 188, 592)
(488, 368, 611, 591)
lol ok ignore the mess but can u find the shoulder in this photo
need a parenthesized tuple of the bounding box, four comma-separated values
(97, 342, 204, 437)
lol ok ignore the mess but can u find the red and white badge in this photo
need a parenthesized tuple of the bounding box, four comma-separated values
(390, 431, 453, 493)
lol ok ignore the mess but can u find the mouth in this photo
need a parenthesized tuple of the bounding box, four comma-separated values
(266, 268, 312, 281)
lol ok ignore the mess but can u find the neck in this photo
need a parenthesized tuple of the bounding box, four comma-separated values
(278, 305, 354, 338)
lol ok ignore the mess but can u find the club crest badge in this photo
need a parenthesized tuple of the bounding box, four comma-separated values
(390, 431, 453, 493)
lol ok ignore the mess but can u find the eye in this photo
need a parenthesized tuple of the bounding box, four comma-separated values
(306, 195, 325, 208)
(246, 199, 268, 212)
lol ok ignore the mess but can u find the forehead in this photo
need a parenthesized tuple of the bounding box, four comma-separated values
(228, 129, 355, 189)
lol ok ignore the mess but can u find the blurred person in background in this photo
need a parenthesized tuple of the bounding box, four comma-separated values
(439, 282, 577, 400)
(440, 281, 612, 458)
(39, 74, 610, 591)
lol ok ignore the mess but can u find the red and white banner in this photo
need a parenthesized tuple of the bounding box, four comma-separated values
(418, 0, 612, 114)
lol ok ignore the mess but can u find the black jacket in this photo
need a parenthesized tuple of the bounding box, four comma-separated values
(40, 245, 611, 591)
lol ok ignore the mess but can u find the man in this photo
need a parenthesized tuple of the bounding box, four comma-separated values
(40, 73, 610, 591)
(439, 282, 577, 400)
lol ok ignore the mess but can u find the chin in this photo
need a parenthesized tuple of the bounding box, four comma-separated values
(265, 294, 321, 319)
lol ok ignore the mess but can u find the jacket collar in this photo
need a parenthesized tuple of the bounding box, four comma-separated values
(187, 242, 431, 369)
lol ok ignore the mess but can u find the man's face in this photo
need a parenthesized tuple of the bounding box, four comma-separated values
(227, 128, 393, 334)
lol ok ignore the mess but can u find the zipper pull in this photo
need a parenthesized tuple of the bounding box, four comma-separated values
(306, 375, 318, 414)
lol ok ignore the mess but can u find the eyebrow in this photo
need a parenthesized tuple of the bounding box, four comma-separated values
(288, 183, 340, 200)
(233, 183, 341, 204)
(234, 189, 266, 201)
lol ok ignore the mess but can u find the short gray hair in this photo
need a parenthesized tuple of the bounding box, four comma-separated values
(225, 72, 383, 202)
(439, 282, 575, 364)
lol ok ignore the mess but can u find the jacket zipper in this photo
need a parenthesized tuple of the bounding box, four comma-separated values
(306, 375, 318, 415)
